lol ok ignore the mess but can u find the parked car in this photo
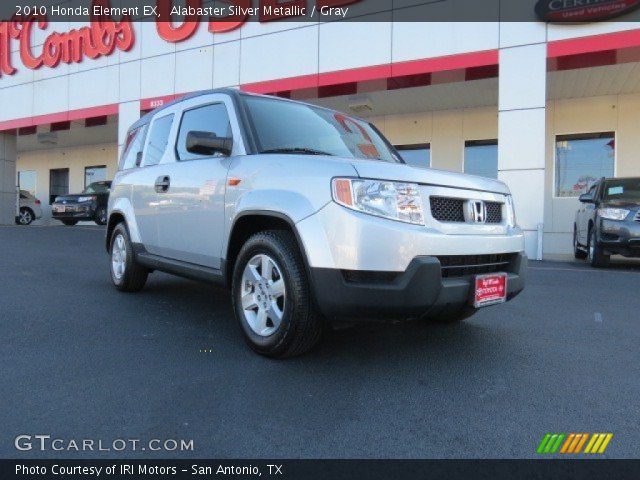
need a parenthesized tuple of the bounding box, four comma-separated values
(15, 190, 43, 225)
(574, 177, 640, 267)
(106, 89, 526, 358)
(52, 181, 111, 226)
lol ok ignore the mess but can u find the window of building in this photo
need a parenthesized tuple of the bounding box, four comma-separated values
(143, 114, 174, 167)
(464, 140, 498, 179)
(120, 124, 149, 170)
(395, 144, 430, 168)
(177, 103, 232, 161)
(555, 132, 615, 198)
(84, 165, 107, 188)
(18, 170, 37, 196)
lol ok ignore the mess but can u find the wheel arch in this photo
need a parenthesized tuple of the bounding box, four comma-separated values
(224, 211, 312, 289)
(106, 212, 126, 252)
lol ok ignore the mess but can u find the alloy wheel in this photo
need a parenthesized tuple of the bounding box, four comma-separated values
(111, 234, 127, 280)
(19, 210, 32, 225)
(240, 253, 286, 337)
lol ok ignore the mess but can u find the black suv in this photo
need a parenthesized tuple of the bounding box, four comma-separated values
(52, 181, 111, 226)
(574, 177, 640, 267)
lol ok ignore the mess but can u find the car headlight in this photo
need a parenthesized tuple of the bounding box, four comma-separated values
(331, 178, 424, 225)
(77, 196, 97, 203)
(598, 208, 630, 221)
(506, 195, 517, 227)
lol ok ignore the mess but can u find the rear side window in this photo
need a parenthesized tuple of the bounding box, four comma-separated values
(176, 103, 232, 161)
(119, 124, 148, 170)
(143, 115, 174, 167)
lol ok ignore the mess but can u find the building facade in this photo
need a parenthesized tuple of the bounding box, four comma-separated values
(2, 5, 640, 260)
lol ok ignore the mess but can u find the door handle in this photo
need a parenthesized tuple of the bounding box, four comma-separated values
(155, 175, 170, 193)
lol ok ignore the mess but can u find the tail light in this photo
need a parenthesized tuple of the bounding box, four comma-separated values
(35, 199, 41, 205)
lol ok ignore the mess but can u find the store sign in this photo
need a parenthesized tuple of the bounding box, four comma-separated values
(535, 0, 640, 21)
(0, 0, 359, 79)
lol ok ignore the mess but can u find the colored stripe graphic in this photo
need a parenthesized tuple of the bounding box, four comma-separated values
(539, 433, 613, 454)
(585, 433, 614, 454)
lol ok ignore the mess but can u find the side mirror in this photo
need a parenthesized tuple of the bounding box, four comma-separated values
(578, 193, 594, 203)
(186, 131, 232, 157)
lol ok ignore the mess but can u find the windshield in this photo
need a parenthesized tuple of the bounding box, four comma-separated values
(84, 182, 110, 194)
(603, 178, 640, 202)
(243, 95, 402, 163)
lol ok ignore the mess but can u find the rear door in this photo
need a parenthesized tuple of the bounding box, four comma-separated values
(154, 93, 246, 269)
(125, 114, 175, 254)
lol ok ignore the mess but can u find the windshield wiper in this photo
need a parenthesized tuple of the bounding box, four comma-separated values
(260, 148, 334, 156)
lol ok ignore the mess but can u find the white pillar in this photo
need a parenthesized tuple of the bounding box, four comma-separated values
(118, 101, 141, 159)
(498, 24, 547, 260)
(0, 133, 17, 225)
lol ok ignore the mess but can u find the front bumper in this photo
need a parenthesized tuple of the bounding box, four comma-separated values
(296, 201, 525, 272)
(599, 219, 640, 257)
(309, 253, 527, 321)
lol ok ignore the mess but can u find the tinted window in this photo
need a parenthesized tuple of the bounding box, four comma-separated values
(84, 182, 111, 194)
(177, 103, 232, 161)
(143, 115, 174, 167)
(555, 133, 615, 197)
(464, 140, 498, 179)
(120, 124, 149, 170)
(603, 178, 640, 202)
(395, 144, 430, 167)
(244, 95, 400, 163)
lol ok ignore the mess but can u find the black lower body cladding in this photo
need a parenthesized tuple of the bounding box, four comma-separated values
(309, 253, 527, 321)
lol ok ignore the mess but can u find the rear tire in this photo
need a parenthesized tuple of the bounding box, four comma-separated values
(61, 220, 78, 226)
(231, 230, 324, 358)
(574, 224, 587, 260)
(109, 222, 149, 292)
(95, 206, 107, 225)
(588, 228, 610, 268)
(17, 208, 34, 225)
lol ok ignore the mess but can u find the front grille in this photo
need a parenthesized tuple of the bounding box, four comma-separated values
(430, 197, 465, 222)
(430, 197, 503, 224)
(437, 254, 514, 278)
(485, 202, 503, 224)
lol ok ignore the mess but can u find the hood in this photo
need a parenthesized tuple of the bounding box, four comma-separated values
(54, 194, 98, 203)
(347, 159, 511, 195)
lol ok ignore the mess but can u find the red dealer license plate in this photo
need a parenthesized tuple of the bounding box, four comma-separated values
(473, 273, 508, 308)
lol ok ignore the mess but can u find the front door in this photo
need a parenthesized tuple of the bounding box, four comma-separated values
(154, 97, 238, 270)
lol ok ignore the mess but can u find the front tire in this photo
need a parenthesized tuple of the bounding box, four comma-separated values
(109, 222, 149, 292)
(588, 228, 610, 268)
(231, 230, 324, 358)
(95, 206, 107, 225)
(17, 208, 34, 225)
(574, 224, 587, 259)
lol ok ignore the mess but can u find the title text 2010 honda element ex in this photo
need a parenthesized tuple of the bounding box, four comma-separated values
(106, 89, 526, 358)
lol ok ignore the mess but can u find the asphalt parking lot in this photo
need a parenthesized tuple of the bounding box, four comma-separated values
(1, 225, 639, 459)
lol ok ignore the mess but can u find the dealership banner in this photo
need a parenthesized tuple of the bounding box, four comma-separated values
(3, 459, 640, 479)
(2, 0, 640, 23)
